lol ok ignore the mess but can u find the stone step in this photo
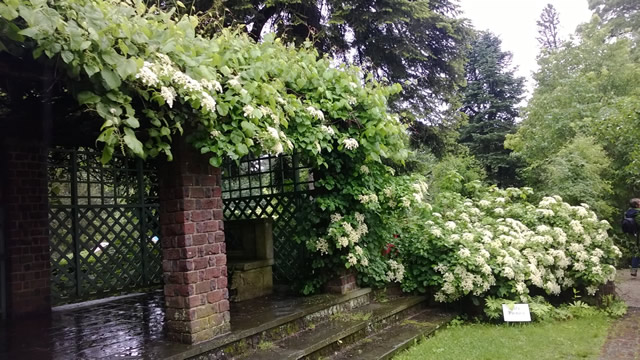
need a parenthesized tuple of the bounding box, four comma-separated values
(241, 295, 433, 360)
(147, 288, 372, 360)
(330, 308, 455, 360)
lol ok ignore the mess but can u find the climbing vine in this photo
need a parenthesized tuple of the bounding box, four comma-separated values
(0, 0, 407, 168)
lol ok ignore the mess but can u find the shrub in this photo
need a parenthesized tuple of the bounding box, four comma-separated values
(396, 184, 620, 303)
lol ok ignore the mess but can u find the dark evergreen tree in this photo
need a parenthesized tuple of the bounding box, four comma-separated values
(147, 0, 471, 133)
(588, 0, 640, 42)
(459, 31, 525, 187)
(536, 4, 561, 50)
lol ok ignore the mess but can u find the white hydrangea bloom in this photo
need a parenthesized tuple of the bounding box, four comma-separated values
(306, 106, 325, 120)
(201, 92, 216, 113)
(228, 76, 241, 88)
(342, 138, 359, 150)
(136, 61, 159, 86)
(201, 79, 223, 93)
(172, 71, 202, 92)
(458, 248, 471, 258)
(243, 104, 257, 118)
(316, 238, 329, 255)
(358, 193, 378, 204)
(160, 86, 177, 108)
(321, 125, 335, 136)
(338, 237, 349, 248)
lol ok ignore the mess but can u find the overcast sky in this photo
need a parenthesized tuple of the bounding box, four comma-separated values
(458, 0, 593, 97)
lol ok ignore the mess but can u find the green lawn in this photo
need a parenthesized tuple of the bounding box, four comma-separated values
(395, 314, 613, 360)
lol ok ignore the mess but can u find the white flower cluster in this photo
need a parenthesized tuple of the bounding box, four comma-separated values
(258, 126, 293, 156)
(377, 177, 431, 211)
(321, 212, 370, 267)
(424, 191, 618, 303)
(385, 260, 405, 282)
(342, 138, 359, 150)
(358, 193, 379, 205)
(316, 238, 329, 255)
(412, 180, 429, 203)
(134, 53, 225, 116)
(306, 106, 325, 120)
(133, 54, 301, 158)
(321, 125, 335, 136)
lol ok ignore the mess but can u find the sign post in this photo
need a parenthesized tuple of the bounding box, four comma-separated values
(502, 304, 532, 322)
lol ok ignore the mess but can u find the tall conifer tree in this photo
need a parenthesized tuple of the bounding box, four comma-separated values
(459, 31, 525, 187)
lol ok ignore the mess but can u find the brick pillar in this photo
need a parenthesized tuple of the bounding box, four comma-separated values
(325, 269, 358, 294)
(1, 141, 51, 318)
(159, 142, 230, 344)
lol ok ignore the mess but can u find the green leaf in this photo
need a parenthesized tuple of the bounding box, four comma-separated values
(116, 58, 138, 79)
(31, 46, 43, 58)
(18, 27, 39, 39)
(0, 4, 19, 20)
(83, 63, 100, 77)
(236, 143, 249, 155)
(61, 50, 74, 64)
(123, 127, 144, 156)
(124, 117, 140, 128)
(29, 0, 47, 6)
(216, 103, 229, 116)
(100, 145, 114, 164)
(100, 68, 121, 90)
(209, 156, 222, 167)
(240, 121, 257, 136)
(77, 91, 100, 105)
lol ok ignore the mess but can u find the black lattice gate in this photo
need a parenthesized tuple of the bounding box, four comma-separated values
(48, 148, 162, 304)
(222, 154, 315, 284)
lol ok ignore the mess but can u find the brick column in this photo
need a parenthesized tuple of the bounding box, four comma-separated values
(325, 269, 358, 294)
(159, 142, 230, 344)
(1, 141, 51, 318)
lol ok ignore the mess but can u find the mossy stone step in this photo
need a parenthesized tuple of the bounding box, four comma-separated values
(330, 308, 455, 360)
(144, 288, 372, 360)
(243, 295, 429, 360)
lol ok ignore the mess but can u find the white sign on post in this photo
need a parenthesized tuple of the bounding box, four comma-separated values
(502, 304, 532, 322)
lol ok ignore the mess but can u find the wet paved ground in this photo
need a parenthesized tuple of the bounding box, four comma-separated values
(600, 269, 640, 360)
(0, 289, 350, 359)
(0, 291, 165, 360)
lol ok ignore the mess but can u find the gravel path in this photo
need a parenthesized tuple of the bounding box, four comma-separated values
(599, 269, 640, 360)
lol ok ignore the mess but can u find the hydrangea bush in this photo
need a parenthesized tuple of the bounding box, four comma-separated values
(306, 168, 620, 303)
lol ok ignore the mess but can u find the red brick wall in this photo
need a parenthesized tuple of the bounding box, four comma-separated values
(159, 143, 230, 344)
(2, 142, 51, 318)
(325, 270, 358, 294)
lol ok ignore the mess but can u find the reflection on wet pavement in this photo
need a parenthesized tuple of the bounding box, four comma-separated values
(0, 291, 165, 360)
(0, 290, 348, 359)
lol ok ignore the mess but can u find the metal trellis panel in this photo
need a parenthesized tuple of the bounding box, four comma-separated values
(48, 147, 161, 304)
(221, 153, 315, 284)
